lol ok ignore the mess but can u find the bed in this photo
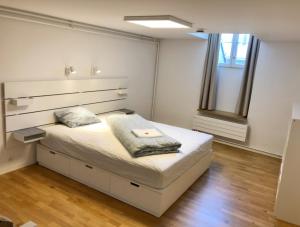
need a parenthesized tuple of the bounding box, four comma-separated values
(3, 78, 213, 217)
(37, 114, 213, 217)
(39, 115, 213, 189)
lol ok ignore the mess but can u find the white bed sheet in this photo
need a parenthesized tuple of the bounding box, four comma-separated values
(40, 116, 213, 189)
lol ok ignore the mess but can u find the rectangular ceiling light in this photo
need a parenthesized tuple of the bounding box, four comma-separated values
(124, 15, 192, 29)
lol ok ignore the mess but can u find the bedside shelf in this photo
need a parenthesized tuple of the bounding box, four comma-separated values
(13, 127, 46, 143)
(118, 108, 135, 115)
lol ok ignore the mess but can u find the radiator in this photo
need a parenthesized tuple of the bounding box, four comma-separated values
(192, 115, 248, 142)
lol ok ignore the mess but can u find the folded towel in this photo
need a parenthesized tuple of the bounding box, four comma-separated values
(131, 129, 162, 138)
(107, 114, 181, 157)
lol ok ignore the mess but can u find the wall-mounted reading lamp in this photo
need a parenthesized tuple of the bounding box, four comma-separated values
(91, 66, 101, 76)
(65, 66, 77, 76)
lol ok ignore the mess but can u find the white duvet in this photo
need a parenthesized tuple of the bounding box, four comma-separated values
(40, 116, 213, 189)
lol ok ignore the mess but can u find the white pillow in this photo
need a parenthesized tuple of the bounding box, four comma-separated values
(55, 107, 100, 128)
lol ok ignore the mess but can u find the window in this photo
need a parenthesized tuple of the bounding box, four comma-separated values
(218, 33, 250, 68)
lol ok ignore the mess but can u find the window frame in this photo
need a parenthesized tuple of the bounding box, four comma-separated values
(218, 33, 248, 69)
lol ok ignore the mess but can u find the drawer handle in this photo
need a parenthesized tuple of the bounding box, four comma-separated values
(85, 164, 93, 169)
(49, 151, 56, 155)
(130, 182, 140, 187)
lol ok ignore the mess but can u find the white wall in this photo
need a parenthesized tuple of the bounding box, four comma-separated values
(0, 17, 157, 173)
(247, 42, 300, 155)
(154, 39, 300, 156)
(154, 39, 207, 128)
(216, 67, 244, 113)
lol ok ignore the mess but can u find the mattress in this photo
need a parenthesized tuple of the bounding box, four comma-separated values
(40, 116, 213, 189)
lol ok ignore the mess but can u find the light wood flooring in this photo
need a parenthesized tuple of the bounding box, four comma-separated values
(0, 143, 297, 227)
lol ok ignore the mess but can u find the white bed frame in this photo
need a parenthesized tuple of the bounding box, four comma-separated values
(3, 78, 212, 217)
(37, 144, 212, 217)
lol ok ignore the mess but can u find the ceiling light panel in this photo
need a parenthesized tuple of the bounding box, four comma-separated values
(124, 15, 192, 29)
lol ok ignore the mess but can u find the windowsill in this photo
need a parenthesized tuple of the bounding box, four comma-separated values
(217, 64, 244, 69)
(198, 110, 248, 124)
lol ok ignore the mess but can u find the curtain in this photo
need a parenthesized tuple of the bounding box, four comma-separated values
(235, 35, 261, 117)
(199, 33, 220, 111)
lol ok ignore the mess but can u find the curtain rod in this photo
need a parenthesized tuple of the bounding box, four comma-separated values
(0, 5, 159, 42)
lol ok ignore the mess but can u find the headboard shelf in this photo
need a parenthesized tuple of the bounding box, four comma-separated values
(4, 78, 128, 99)
(3, 78, 128, 133)
(5, 90, 128, 116)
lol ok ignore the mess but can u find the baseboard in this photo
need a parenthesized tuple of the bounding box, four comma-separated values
(214, 139, 282, 159)
(0, 159, 36, 175)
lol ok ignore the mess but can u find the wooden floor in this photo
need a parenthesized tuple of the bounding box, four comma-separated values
(0, 143, 297, 227)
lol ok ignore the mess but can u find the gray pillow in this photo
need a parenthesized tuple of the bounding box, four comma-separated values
(54, 107, 101, 128)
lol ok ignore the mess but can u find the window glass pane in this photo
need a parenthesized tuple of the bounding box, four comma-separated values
(221, 33, 233, 43)
(235, 34, 250, 65)
(218, 33, 233, 65)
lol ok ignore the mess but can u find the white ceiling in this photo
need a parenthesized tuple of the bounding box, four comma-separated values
(0, 0, 299, 41)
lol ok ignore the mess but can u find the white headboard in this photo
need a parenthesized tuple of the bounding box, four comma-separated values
(3, 78, 128, 133)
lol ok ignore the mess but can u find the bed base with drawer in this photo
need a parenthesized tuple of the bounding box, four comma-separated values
(37, 144, 212, 217)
